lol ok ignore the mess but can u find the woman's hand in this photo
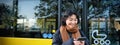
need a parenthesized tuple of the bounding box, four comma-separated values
(73, 39, 85, 45)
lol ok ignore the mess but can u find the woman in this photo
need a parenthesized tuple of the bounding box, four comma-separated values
(52, 10, 89, 45)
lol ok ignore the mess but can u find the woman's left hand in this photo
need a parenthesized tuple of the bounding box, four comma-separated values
(79, 41, 85, 45)
(73, 39, 85, 45)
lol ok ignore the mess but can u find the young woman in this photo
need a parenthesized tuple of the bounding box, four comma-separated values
(52, 10, 89, 45)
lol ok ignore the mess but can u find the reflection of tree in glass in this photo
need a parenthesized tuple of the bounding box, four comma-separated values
(34, 0, 58, 18)
(34, 0, 83, 18)
(93, 22, 98, 29)
(0, 3, 13, 29)
(88, 0, 120, 19)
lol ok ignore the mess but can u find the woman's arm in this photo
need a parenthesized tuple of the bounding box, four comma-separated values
(80, 30, 90, 45)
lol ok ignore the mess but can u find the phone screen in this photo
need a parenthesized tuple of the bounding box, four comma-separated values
(77, 37, 86, 41)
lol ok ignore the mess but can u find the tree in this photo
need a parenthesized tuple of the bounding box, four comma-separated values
(34, 0, 58, 18)
(34, 0, 83, 18)
(0, 3, 12, 29)
(88, 0, 120, 19)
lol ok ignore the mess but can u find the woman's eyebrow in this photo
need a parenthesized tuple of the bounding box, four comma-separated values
(68, 17, 73, 19)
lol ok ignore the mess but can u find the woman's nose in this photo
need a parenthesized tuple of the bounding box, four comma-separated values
(71, 21, 76, 24)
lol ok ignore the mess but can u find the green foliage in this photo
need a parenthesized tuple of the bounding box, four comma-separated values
(0, 3, 13, 28)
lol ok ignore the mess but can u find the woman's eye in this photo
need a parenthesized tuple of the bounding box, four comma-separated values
(69, 19, 72, 21)
(74, 19, 77, 21)
(69, 19, 77, 21)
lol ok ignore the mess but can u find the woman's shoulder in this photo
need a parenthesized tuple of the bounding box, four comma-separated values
(79, 29, 86, 37)
(53, 29, 61, 38)
(55, 29, 60, 34)
(52, 29, 63, 45)
(79, 29, 83, 33)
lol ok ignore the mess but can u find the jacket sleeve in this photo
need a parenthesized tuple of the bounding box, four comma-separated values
(80, 31, 90, 45)
(52, 30, 74, 45)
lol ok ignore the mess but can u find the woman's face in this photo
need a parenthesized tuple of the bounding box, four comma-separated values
(66, 14, 78, 29)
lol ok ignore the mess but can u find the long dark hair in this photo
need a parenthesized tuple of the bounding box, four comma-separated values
(61, 10, 80, 26)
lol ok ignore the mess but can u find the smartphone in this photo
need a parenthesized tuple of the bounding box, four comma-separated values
(77, 37, 86, 41)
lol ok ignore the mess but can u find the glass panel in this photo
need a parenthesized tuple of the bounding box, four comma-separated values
(88, 0, 120, 45)
(0, 0, 14, 37)
(16, 0, 57, 38)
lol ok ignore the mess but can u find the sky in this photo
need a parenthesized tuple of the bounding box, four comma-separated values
(18, 0, 40, 19)
(18, 0, 40, 27)
(0, 0, 40, 28)
(0, 0, 40, 19)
